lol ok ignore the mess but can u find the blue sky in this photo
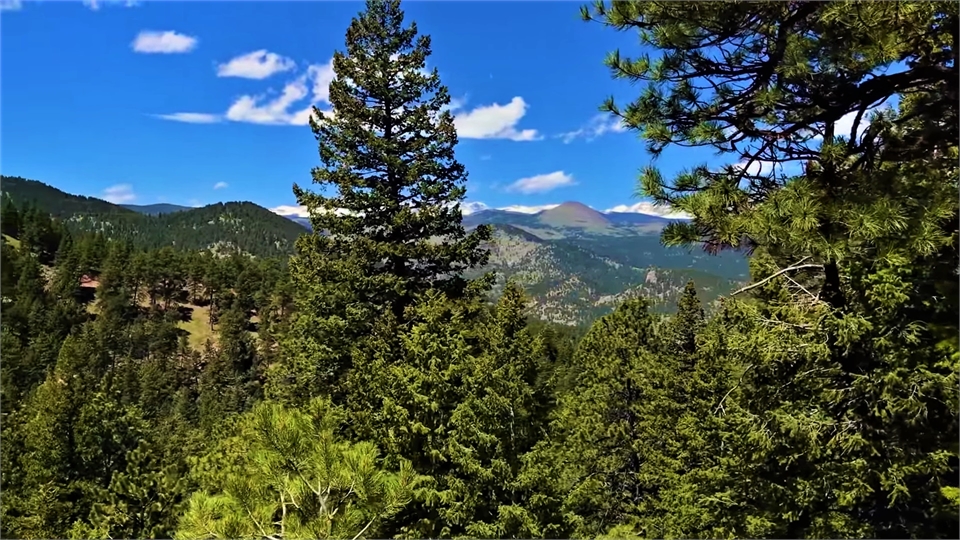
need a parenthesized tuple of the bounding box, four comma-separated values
(0, 0, 879, 218)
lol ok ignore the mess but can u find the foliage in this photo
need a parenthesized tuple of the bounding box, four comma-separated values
(2, 2, 957, 539)
(177, 398, 420, 540)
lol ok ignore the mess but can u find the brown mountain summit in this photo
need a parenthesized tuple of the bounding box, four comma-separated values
(537, 201, 611, 229)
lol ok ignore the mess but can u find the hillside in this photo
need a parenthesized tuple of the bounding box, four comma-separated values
(469, 224, 742, 325)
(1, 176, 307, 257)
(1, 175, 137, 218)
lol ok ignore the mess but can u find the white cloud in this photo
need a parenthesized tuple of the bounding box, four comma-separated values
(84, 0, 139, 10)
(832, 108, 873, 143)
(306, 61, 336, 104)
(560, 113, 627, 143)
(132, 30, 197, 54)
(187, 199, 203, 208)
(506, 171, 576, 194)
(498, 204, 560, 214)
(460, 202, 489, 215)
(217, 50, 296, 80)
(270, 204, 354, 218)
(0, 0, 22, 12)
(271, 205, 307, 217)
(102, 184, 136, 204)
(604, 202, 692, 220)
(732, 159, 779, 176)
(155, 112, 222, 124)
(225, 75, 312, 125)
(729, 159, 805, 178)
(223, 60, 334, 126)
(274, 201, 685, 219)
(452, 97, 541, 141)
(213, 182, 228, 190)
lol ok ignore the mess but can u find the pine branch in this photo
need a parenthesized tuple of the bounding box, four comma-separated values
(730, 258, 824, 297)
(713, 364, 754, 416)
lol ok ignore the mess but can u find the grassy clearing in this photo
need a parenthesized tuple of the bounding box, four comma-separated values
(2, 234, 20, 249)
(177, 304, 217, 350)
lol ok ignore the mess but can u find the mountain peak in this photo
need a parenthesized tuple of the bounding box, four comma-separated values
(555, 201, 593, 210)
(538, 201, 611, 230)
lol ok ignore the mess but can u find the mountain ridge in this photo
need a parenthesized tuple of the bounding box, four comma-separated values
(1, 176, 307, 257)
(1, 175, 747, 324)
(122, 203, 192, 215)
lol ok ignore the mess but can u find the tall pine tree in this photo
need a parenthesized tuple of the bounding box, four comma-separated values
(276, 0, 491, 403)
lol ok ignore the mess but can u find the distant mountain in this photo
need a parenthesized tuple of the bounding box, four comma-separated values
(603, 211, 675, 227)
(270, 199, 747, 323)
(3, 175, 746, 323)
(467, 224, 744, 325)
(122, 203, 192, 215)
(462, 202, 684, 239)
(537, 201, 611, 231)
(1, 176, 308, 257)
(285, 216, 313, 230)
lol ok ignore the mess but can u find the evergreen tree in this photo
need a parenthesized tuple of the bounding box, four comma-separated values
(518, 299, 675, 538)
(177, 399, 420, 540)
(587, 3, 959, 536)
(0, 238, 20, 305)
(197, 304, 259, 429)
(1, 196, 21, 238)
(344, 284, 547, 538)
(277, 0, 492, 403)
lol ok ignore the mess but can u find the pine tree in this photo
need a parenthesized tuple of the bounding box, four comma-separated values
(340, 284, 548, 538)
(587, 2, 959, 536)
(664, 280, 704, 360)
(177, 398, 420, 540)
(83, 439, 189, 539)
(277, 0, 492, 403)
(294, 0, 491, 314)
(1, 196, 21, 238)
(515, 299, 675, 538)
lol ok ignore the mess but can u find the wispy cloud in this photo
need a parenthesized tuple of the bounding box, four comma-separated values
(605, 202, 692, 220)
(154, 112, 222, 124)
(84, 0, 139, 10)
(224, 73, 320, 126)
(498, 204, 560, 214)
(451, 97, 541, 141)
(506, 171, 576, 194)
(270, 204, 354, 218)
(102, 184, 136, 204)
(213, 181, 228, 190)
(217, 50, 296, 80)
(160, 59, 335, 126)
(559, 113, 627, 143)
(159, 58, 538, 140)
(132, 30, 197, 54)
(0, 0, 22, 12)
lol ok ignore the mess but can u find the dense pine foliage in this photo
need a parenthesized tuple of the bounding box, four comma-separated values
(1, 1, 956, 539)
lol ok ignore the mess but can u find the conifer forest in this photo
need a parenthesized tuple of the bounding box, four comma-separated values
(0, 1, 957, 538)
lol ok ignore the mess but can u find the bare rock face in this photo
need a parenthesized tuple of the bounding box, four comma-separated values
(645, 269, 658, 284)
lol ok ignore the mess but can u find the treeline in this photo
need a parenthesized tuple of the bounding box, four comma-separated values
(1, 179, 306, 257)
(2, 1, 958, 539)
(0, 194, 584, 540)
